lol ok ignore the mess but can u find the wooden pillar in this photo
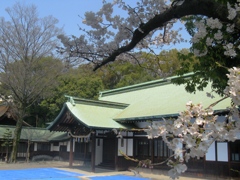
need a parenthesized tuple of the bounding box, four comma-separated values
(227, 142, 231, 177)
(69, 136, 73, 167)
(215, 141, 218, 176)
(151, 139, 154, 164)
(91, 132, 96, 172)
(115, 137, 118, 171)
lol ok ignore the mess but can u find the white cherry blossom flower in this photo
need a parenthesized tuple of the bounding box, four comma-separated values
(206, 18, 222, 29)
(185, 137, 196, 149)
(175, 164, 187, 174)
(227, 2, 237, 20)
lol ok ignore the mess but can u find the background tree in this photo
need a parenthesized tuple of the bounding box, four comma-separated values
(39, 65, 104, 122)
(0, 3, 63, 162)
(1, 128, 13, 163)
(96, 49, 190, 89)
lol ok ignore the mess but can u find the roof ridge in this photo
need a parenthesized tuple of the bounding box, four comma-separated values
(99, 72, 193, 97)
(65, 95, 129, 109)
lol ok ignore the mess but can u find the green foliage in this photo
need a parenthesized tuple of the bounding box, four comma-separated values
(1, 128, 13, 162)
(38, 65, 105, 123)
(99, 61, 155, 89)
(174, 14, 240, 95)
(1, 128, 13, 147)
(144, 49, 192, 77)
(98, 49, 188, 89)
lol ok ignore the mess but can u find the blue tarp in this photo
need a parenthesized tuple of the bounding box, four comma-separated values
(0, 168, 83, 180)
(0, 168, 150, 180)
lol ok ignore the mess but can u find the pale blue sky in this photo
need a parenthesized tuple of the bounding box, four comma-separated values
(0, 0, 191, 49)
(0, 0, 104, 36)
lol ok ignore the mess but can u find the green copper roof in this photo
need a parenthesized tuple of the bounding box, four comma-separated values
(99, 75, 231, 121)
(50, 74, 231, 128)
(99, 73, 193, 99)
(65, 98, 131, 129)
(48, 97, 133, 130)
(0, 125, 69, 142)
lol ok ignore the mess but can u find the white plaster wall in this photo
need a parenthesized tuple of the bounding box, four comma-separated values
(59, 141, 67, 146)
(118, 139, 126, 155)
(128, 132, 133, 137)
(117, 138, 133, 156)
(95, 139, 103, 165)
(51, 144, 60, 151)
(120, 132, 127, 136)
(206, 142, 216, 161)
(34, 143, 37, 151)
(67, 139, 75, 152)
(67, 141, 70, 152)
(217, 142, 228, 162)
(119, 132, 133, 137)
(127, 139, 133, 156)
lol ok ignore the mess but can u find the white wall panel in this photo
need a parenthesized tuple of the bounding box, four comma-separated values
(95, 139, 103, 165)
(127, 139, 133, 156)
(206, 142, 216, 161)
(217, 142, 228, 162)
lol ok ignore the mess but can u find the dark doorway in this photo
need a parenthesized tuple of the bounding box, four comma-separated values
(103, 138, 115, 163)
(74, 142, 91, 161)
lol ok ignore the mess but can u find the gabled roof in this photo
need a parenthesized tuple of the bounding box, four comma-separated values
(0, 125, 69, 142)
(0, 104, 9, 117)
(0, 104, 32, 126)
(47, 97, 134, 133)
(99, 74, 231, 121)
(48, 74, 231, 131)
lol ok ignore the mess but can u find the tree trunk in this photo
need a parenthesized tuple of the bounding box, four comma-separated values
(5, 145, 9, 163)
(35, 114, 38, 127)
(10, 118, 23, 163)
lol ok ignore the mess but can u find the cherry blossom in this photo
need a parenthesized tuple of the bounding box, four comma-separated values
(143, 67, 240, 179)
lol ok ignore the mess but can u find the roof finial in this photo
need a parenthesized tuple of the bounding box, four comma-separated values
(69, 97, 76, 106)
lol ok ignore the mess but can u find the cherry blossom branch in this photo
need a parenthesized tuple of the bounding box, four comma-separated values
(93, 0, 230, 70)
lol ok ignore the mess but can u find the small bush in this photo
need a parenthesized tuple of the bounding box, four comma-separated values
(32, 155, 53, 161)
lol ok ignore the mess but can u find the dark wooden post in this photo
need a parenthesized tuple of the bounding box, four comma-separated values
(91, 132, 96, 172)
(151, 139, 154, 164)
(227, 142, 231, 177)
(69, 136, 73, 167)
(215, 141, 218, 176)
(115, 137, 118, 171)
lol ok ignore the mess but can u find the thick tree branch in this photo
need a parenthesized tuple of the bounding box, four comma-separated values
(93, 0, 230, 71)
